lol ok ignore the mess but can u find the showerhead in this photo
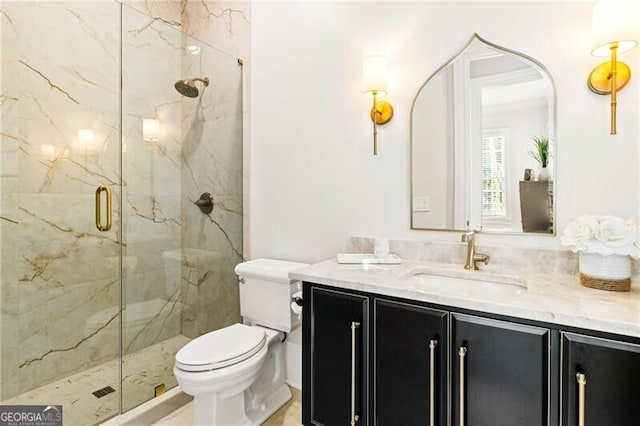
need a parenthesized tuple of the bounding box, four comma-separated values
(174, 77, 209, 98)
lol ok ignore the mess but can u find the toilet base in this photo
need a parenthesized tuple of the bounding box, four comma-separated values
(191, 383, 291, 426)
(246, 383, 291, 424)
(193, 390, 252, 426)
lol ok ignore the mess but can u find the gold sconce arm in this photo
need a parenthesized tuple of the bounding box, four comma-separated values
(363, 55, 394, 155)
(372, 91, 379, 156)
(587, 42, 631, 135)
(369, 92, 394, 156)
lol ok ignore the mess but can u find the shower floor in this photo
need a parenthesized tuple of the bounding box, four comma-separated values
(2, 335, 190, 426)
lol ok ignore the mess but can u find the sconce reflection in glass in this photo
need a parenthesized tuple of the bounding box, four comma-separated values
(40, 144, 56, 158)
(143, 118, 160, 142)
(187, 45, 201, 55)
(72, 128, 94, 152)
(587, 0, 639, 135)
(40, 144, 69, 159)
(363, 55, 394, 155)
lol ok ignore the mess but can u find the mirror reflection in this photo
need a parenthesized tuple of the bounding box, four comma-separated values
(410, 34, 555, 235)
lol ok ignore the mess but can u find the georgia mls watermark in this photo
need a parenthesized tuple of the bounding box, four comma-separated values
(0, 405, 62, 426)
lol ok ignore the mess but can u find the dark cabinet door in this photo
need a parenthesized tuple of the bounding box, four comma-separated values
(303, 286, 369, 426)
(562, 332, 640, 426)
(451, 313, 550, 426)
(374, 299, 448, 426)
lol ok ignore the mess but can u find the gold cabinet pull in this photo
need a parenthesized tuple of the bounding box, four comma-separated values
(350, 321, 361, 426)
(576, 372, 587, 426)
(459, 346, 467, 426)
(429, 339, 438, 426)
(95, 185, 112, 232)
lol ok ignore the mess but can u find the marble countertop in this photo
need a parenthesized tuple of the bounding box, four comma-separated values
(290, 258, 640, 339)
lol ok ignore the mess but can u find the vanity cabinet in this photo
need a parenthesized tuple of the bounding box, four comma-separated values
(451, 313, 551, 426)
(562, 332, 640, 426)
(374, 299, 448, 426)
(303, 283, 550, 426)
(303, 281, 640, 426)
(303, 286, 369, 426)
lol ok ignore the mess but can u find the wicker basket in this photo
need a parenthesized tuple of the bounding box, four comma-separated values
(579, 273, 631, 292)
(579, 253, 632, 292)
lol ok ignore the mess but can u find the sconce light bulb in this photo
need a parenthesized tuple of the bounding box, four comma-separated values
(363, 55, 389, 96)
(591, 0, 640, 56)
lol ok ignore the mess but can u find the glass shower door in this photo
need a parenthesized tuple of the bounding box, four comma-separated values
(120, 6, 185, 411)
(0, 1, 122, 424)
(120, 4, 244, 412)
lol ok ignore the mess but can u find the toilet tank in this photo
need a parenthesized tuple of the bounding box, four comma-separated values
(235, 258, 308, 333)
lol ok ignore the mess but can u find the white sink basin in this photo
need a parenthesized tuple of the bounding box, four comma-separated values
(401, 268, 527, 296)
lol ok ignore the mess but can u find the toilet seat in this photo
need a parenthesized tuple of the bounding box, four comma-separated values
(175, 323, 266, 372)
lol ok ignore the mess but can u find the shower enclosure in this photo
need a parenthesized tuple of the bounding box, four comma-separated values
(0, 2, 243, 423)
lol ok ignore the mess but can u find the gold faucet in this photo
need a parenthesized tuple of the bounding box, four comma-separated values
(461, 231, 490, 270)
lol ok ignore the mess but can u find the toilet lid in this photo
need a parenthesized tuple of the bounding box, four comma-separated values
(175, 323, 266, 372)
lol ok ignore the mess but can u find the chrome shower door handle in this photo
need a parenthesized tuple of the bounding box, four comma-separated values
(350, 321, 361, 426)
(576, 372, 587, 426)
(95, 185, 112, 232)
(429, 339, 438, 426)
(459, 346, 467, 426)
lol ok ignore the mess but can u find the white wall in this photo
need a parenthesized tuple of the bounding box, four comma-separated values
(413, 70, 451, 229)
(251, 1, 640, 263)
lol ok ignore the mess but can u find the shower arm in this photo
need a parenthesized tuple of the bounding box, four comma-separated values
(193, 77, 209, 86)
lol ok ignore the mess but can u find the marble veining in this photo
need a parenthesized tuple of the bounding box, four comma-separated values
(183, 1, 250, 45)
(292, 244, 640, 339)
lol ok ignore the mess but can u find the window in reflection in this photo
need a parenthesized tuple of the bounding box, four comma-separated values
(481, 131, 506, 218)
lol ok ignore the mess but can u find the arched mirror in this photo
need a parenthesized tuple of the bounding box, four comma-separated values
(410, 34, 556, 235)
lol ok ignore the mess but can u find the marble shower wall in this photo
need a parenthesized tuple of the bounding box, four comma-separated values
(0, 2, 122, 399)
(181, 0, 251, 259)
(178, 34, 244, 338)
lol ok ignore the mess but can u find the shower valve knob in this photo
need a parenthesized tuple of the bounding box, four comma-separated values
(194, 192, 214, 214)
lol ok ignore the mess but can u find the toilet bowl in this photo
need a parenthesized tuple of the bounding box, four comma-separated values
(173, 258, 308, 426)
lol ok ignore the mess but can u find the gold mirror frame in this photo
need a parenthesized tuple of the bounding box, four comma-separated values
(409, 33, 557, 235)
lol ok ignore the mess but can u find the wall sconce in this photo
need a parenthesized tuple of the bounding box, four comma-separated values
(363, 55, 394, 155)
(587, 0, 639, 135)
(143, 118, 160, 142)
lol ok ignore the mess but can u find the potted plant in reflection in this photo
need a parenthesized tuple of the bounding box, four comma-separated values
(528, 136, 550, 181)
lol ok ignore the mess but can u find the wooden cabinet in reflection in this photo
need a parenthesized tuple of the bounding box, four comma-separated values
(519, 181, 553, 233)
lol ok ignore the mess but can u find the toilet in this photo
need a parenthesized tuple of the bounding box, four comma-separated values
(173, 258, 307, 426)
